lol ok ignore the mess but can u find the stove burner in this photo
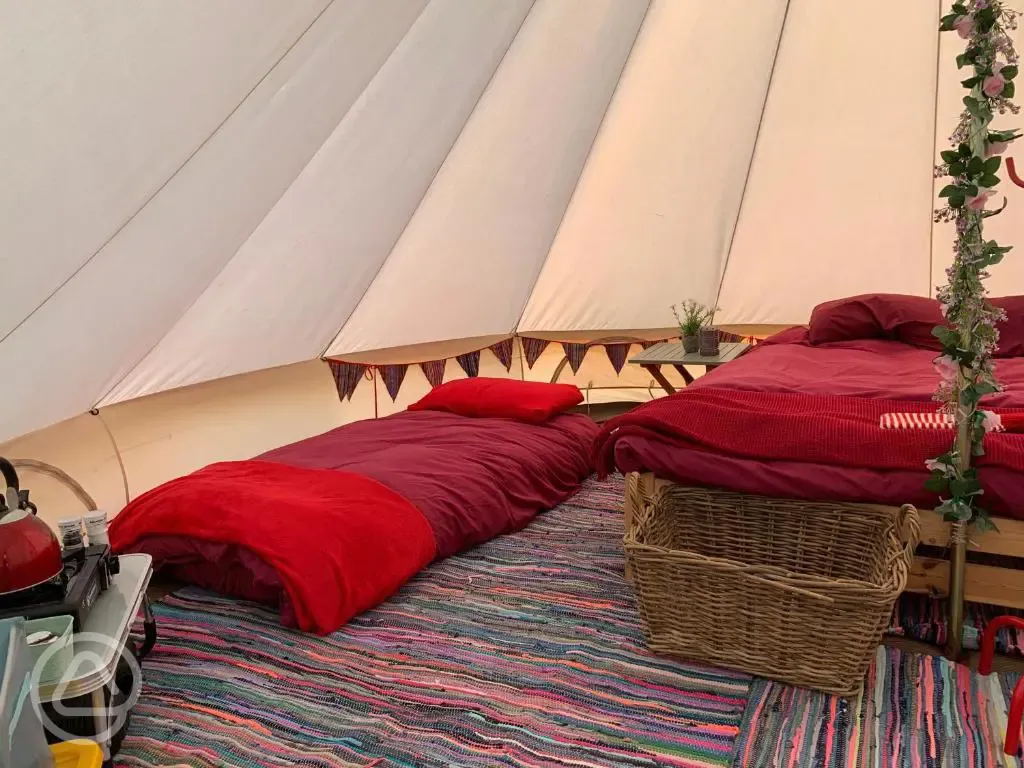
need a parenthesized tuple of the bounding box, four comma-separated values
(0, 544, 119, 630)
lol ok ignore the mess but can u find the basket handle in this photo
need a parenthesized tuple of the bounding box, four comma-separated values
(896, 503, 921, 562)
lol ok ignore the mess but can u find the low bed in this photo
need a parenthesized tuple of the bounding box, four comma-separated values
(598, 294, 1024, 655)
(110, 379, 598, 634)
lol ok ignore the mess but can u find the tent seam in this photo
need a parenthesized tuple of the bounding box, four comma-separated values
(511, 0, 655, 338)
(2, 0, 337, 351)
(712, 0, 793, 323)
(320, 0, 539, 360)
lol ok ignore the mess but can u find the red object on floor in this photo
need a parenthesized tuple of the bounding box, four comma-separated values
(109, 461, 437, 634)
(979, 614, 1024, 756)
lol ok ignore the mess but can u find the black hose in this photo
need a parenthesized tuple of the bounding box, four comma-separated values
(0, 457, 18, 492)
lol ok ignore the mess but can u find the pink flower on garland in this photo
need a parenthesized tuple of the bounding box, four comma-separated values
(981, 410, 1003, 432)
(954, 15, 975, 38)
(967, 187, 997, 209)
(986, 140, 1009, 156)
(926, 457, 956, 473)
(984, 62, 1007, 98)
(934, 354, 960, 383)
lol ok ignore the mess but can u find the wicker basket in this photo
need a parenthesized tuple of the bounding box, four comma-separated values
(624, 475, 920, 696)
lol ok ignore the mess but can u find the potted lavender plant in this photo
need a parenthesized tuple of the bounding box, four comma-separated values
(672, 300, 713, 354)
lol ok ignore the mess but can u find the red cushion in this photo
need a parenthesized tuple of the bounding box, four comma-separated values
(809, 294, 946, 348)
(994, 296, 1024, 357)
(408, 378, 583, 424)
(808, 296, 886, 344)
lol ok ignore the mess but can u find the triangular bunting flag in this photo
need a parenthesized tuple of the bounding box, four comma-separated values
(604, 343, 631, 375)
(327, 360, 365, 401)
(489, 338, 514, 371)
(380, 364, 408, 402)
(419, 360, 446, 388)
(456, 351, 480, 378)
(561, 342, 587, 375)
(521, 337, 549, 369)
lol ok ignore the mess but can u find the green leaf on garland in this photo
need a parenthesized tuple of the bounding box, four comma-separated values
(967, 156, 984, 175)
(938, 184, 959, 198)
(939, 498, 974, 522)
(959, 142, 974, 157)
(979, 174, 1000, 187)
(941, 149, 960, 163)
(963, 183, 979, 197)
(973, 507, 999, 533)
(975, 381, 999, 397)
(932, 326, 960, 347)
(950, 194, 966, 209)
(950, 2, 967, 13)
(1004, 81, 1015, 99)
(950, 478, 982, 499)
(950, 161, 966, 175)
(988, 130, 1021, 143)
(957, 52, 971, 68)
(1003, 65, 1019, 81)
(962, 76, 982, 88)
(924, 473, 948, 493)
(984, 156, 1002, 173)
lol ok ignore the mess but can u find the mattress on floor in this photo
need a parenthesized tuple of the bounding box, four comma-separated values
(611, 329, 1024, 518)
(110, 410, 598, 633)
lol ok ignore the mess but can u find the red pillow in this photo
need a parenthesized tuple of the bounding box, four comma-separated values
(808, 295, 885, 344)
(808, 294, 947, 348)
(994, 296, 1024, 357)
(408, 378, 583, 424)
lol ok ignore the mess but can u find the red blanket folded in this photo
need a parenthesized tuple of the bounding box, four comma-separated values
(109, 461, 437, 634)
(594, 388, 1024, 478)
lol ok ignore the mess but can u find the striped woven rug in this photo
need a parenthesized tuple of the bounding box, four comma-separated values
(888, 592, 1024, 655)
(732, 645, 1023, 767)
(116, 476, 751, 768)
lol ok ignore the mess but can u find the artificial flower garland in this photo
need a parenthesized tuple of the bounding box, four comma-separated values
(929, 0, 1020, 531)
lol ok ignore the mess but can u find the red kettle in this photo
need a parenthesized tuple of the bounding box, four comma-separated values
(0, 457, 63, 595)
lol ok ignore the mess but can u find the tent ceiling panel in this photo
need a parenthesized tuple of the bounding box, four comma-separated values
(0, 0, 330, 340)
(326, 0, 651, 357)
(101, 0, 531, 406)
(0, 0, 429, 443)
(518, 0, 790, 334)
(716, 0, 941, 325)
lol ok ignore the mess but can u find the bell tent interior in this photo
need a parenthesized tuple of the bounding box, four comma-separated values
(6, 0, 1023, 521)
(6, 0, 1024, 765)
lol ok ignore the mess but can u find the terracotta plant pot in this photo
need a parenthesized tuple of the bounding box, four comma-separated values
(681, 334, 699, 354)
(699, 327, 720, 356)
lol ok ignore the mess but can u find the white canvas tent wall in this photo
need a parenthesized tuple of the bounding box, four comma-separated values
(2, 0, 1023, 528)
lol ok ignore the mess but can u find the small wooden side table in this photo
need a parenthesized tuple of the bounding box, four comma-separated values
(628, 341, 748, 394)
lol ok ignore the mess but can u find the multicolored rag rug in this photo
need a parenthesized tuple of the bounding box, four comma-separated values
(731, 645, 1023, 767)
(888, 591, 1024, 655)
(116, 476, 751, 768)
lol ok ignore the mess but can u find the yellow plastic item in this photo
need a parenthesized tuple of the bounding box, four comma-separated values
(49, 740, 103, 768)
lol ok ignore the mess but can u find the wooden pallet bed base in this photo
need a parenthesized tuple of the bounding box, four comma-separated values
(624, 472, 1024, 658)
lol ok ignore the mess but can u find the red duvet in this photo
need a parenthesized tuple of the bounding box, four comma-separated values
(605, 329, 1024, 518)
(110, 410, 597, 633)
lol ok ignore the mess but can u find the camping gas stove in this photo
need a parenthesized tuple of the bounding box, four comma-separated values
(0, 545, 119, 631)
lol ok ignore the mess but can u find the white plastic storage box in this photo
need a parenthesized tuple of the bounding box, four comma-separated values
(1, 617, 55, 768)
(23, 616, 74, 685)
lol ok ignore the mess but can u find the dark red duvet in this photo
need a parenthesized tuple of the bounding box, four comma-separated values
(605, 328, 1024, 518)
(110, 411, 597, 634)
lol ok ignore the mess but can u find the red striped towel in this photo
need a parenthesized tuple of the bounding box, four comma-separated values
(880, 412, 1024, 432)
